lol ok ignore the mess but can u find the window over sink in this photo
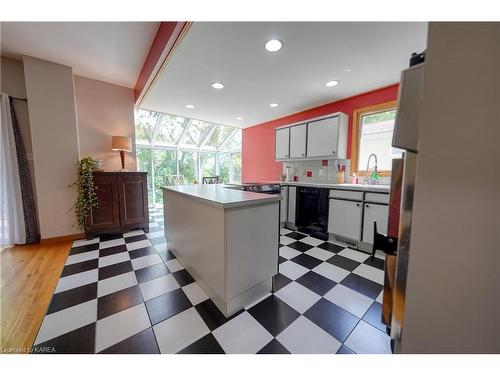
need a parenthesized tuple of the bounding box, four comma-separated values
(351, 100, 402, 177)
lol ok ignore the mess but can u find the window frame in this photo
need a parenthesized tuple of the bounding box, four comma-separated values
(350, 100, 398, 177)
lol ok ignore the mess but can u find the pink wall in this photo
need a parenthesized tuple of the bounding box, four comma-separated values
(242, 84, 399, 182)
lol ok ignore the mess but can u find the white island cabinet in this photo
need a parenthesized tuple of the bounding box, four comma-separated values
(163, 184, 281, 317)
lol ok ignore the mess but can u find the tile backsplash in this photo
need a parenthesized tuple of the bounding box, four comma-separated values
(282, 159, 391, 185)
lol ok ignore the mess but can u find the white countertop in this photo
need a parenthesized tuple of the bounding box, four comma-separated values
(251, 180, 391, 193)
(163, 184, 282, 208)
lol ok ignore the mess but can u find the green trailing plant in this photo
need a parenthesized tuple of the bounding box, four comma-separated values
(72, 156, 98, 231)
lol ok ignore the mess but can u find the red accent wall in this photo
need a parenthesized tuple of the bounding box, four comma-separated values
(242, 84, 399, 182)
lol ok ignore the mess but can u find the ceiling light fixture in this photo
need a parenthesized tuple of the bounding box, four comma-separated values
(211, 82, 224, 89)
(325, 80, 339, 87)
(265, 39, 282, 52)
(185, 104, 195, 109)
(269, 103, 279, 108)
(236, 117, 243, 120)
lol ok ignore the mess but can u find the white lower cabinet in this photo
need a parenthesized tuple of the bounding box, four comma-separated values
(362, 203, 389, 244)
(328, 198, 363, 241)
(287, 186, 296, 227)
(280, 186, 288, 223)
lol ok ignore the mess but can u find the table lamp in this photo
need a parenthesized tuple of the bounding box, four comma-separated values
(111, 136, 132, 171)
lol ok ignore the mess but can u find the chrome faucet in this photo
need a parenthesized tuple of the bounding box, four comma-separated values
(365, 153, 379, 185)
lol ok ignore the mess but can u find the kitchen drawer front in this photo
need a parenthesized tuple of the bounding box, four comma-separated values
(365, 192, 390, 204)
(330, 189, 363, 201)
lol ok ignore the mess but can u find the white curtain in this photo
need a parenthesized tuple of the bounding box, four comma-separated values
(0, 93, 26, 245)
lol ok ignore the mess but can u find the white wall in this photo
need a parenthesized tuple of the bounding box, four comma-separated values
(23, 56, 81, 239)
(400, 23, 500, 353)
(74, 75, 137, 171)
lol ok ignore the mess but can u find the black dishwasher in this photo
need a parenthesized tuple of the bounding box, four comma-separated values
(296, 187, 330, 240)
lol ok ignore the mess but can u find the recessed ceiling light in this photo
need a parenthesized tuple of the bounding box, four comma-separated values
(185, 104, 195, 109)
(269, 103, 279, 108)
(211, 82, 224, 89)
(236, 117, 243, 120)
(325, 80, 339, 87)
(265, 39, 282, 52)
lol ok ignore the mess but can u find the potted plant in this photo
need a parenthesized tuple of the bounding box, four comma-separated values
(72, 156, 98, 233)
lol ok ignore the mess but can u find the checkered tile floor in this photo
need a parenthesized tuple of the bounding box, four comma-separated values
(33, 207, 391, 354)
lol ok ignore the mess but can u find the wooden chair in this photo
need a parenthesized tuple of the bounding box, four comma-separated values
(202, 176, 222, 184)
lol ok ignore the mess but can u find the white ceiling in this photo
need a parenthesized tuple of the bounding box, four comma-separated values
(1, 22, 159, 88)
(141, 22, 428, 128)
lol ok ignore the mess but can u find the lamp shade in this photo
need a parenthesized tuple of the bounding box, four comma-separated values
(111, 136, 132, 152)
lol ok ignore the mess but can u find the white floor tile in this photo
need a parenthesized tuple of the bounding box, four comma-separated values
(98, 251, 130, 268)
(376, 291, 384, 304)
(275, 281, 321, 314)
(99, 238, 125, 249)
(153, 307, 210, 353)
(279, 235, 296, 245)
(154, 242, 168, 252)
(34, 299, 97, 345)
(279, 261, 309, 280)
(182, 282, 208, 306)
(54, 269, 98, 294)
(98, 271, 138, 298)
(353, 263, 384, 285)
(305, 247, 335, 261)
(324, 284, 373, 318)
(213, 311, 272, 353)
(344, 320, 392, 354)
(166, 258, 184, 273)
(139, 274, 179, 301)
(312, 262, 350, 283)
(375, 250, 385, 260)
(65, 250, 99, 265)
(95, 303, 151, 352)
(131, 253, 163, 270)
(72, 237, 99, 247)
(280, 228, 292, 235)
(279, 246, 302, 260)
(122, 229, 145, 238)
(126, 239, 152, 251)
(277, 316, 342, 354)
(299, 236, 324, 247)
(147, 231, 165, 239)
(338, 248, 370, 263)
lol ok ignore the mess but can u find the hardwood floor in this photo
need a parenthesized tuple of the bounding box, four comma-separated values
(1, 241, 72, 353)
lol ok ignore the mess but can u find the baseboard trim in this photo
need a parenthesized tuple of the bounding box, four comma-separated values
(40, 233, 85, 244)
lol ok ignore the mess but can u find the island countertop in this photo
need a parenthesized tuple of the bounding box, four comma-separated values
(163, 184, 281, 208)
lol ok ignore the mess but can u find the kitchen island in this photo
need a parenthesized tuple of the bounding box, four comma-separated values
(163, 184, 281, 317)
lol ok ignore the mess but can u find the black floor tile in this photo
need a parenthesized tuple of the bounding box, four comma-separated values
(257, 339, 290, 354)
(336, 345, 355, 354)
(285, 232, 307, 240)
(99, 328, 159, 354)
(61, 259, 98, 278)
(340, 273, 383, 299)
(195, 299, 240, 331)
(124, 234, 148, 243)
(327, 255, 361, 272)
(99, 233, 123, 242)
(47, 283, 97, 314)
(134, 262, 170, 283)
(99, 244, 127, 258)
(362, 302, 387, 332)
(273, 273, 292, 291)
(98, 261, 134, 281)
(150, 236, 166, 245)
(295, 271, 336, 296)
(171, 269, 195, 287)
(128, 246, 157, 259)
(69, 243, 99, 256)
(287, 241, 313, 253)
(145, 288, 192, 325)
(97, 285, 143, 320)
(363, 256, 385, 271)
(278, 256, 287, 264)
(290, 253, 323, 269)
(178, 333, 225, 354)
(158, 250, 176, 261)
(304, 298, 359, 342)
(317, 242, 345, 253)
(279, 243, 284, 248)
(33, 323, 95, 354)
(247, 295, 300, 336)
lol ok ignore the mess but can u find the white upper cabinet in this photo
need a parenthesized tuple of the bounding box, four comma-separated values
(289, 124, 307, 158)
(275, 127, 290, 159)
(307, 116, 342, 158)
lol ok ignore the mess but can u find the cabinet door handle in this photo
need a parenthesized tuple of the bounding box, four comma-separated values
(365, 204, 370, 208)
(301, 153, 305, 156)
(332, 151, 336, 154)
(356, 203, 360, 207)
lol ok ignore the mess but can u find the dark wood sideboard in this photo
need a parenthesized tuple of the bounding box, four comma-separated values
(86, 172, 149, 239)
